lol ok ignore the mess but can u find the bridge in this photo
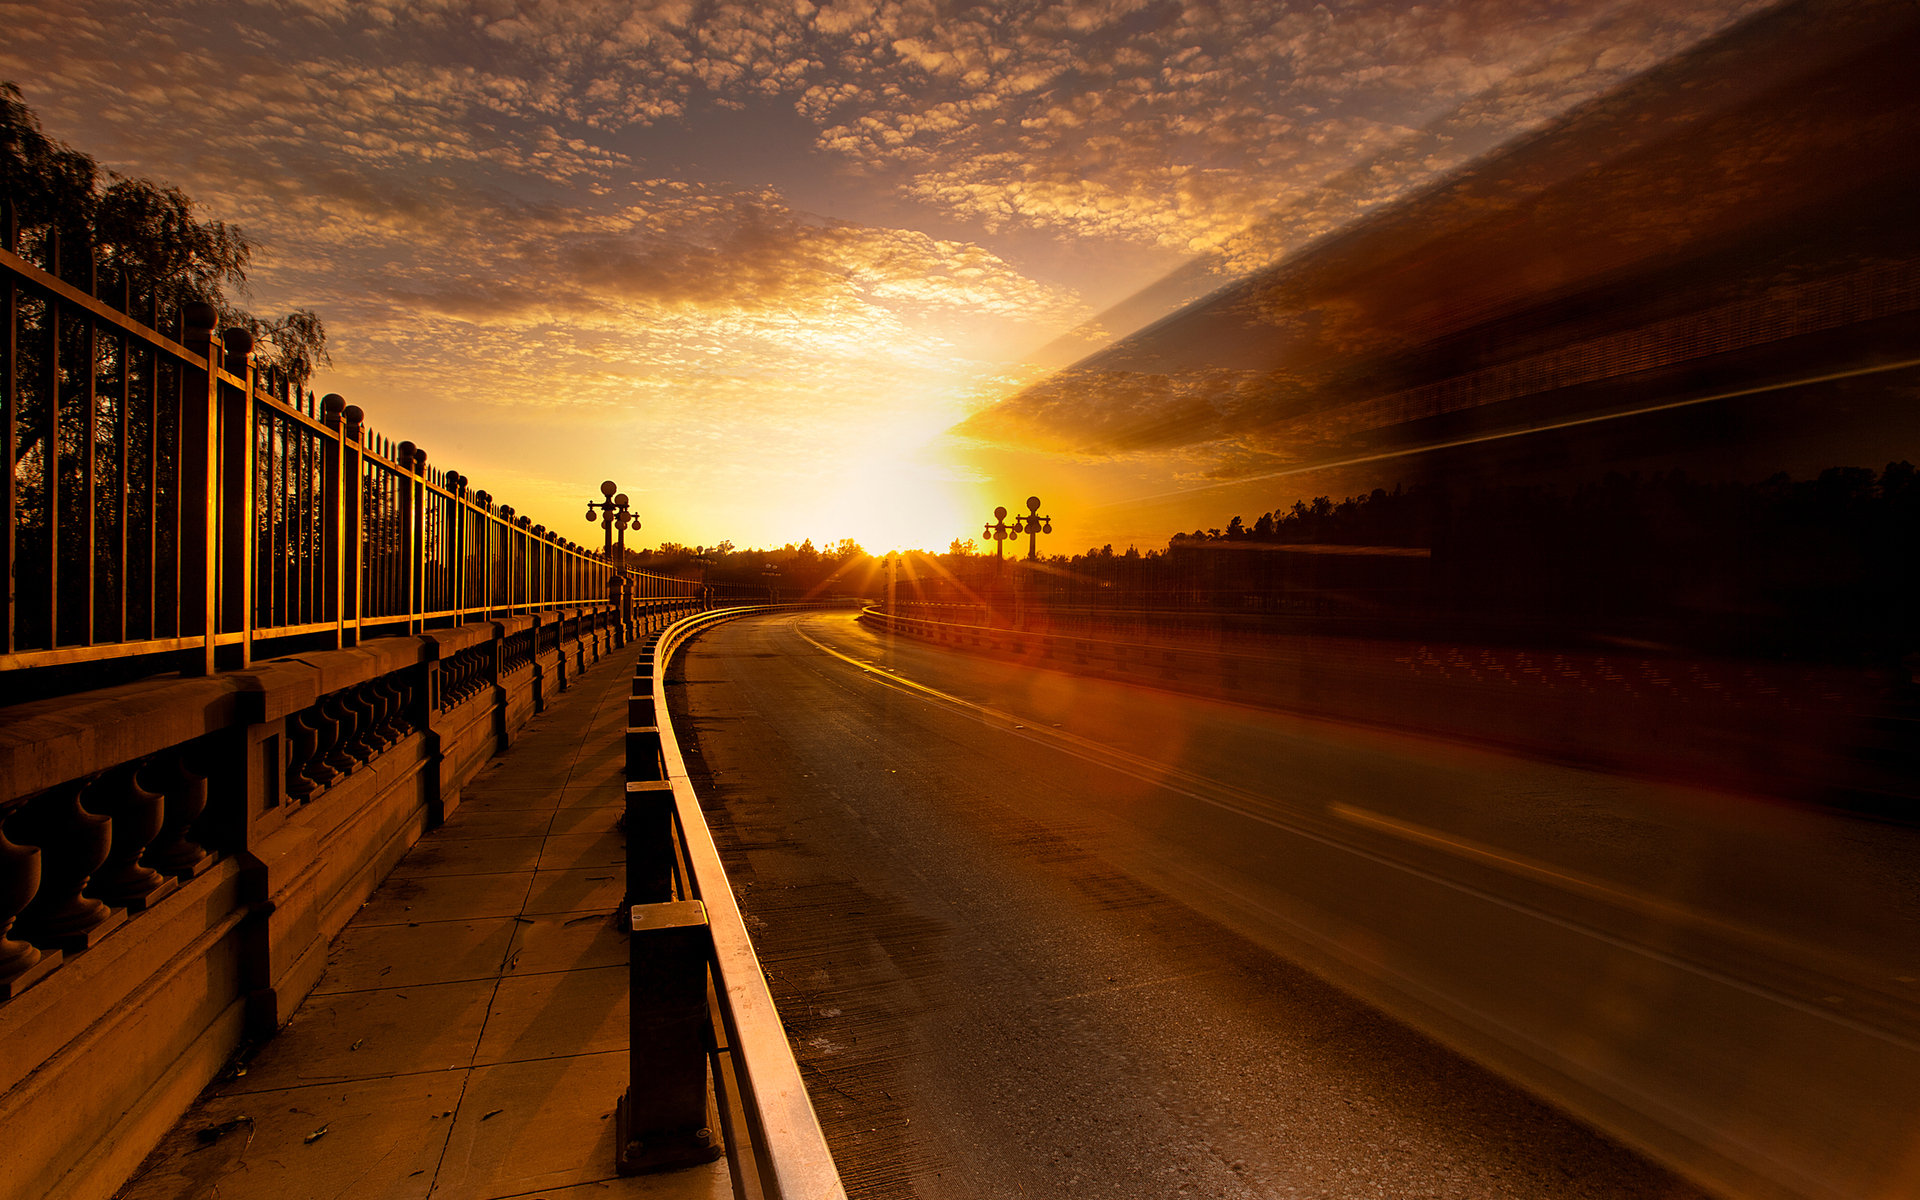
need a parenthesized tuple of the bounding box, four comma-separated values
(7, 1, 1920, 1196)
(0, 240, 847, 1199)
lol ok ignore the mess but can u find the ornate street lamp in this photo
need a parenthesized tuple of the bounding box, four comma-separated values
(586, 480, 639, 633)
(584, 480, 638, 564)
(1012, 496, 1051, 560)
(983, 506, 1013, 566)
(689, 547, 716, 607)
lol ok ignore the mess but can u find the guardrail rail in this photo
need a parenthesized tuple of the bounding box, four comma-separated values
(622, 603, 854, 1200)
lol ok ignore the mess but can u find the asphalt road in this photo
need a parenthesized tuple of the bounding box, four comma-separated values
(668, 611, 1920, 1200)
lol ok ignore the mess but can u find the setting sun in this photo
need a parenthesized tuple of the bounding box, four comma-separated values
(810, 436, 978, 553)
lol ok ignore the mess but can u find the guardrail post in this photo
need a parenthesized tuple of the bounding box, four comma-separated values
(625, 651, 675, 906)
(615, 899, 722, 1174)
(625, 780, 675, 905)
(626, 719, 663, 781)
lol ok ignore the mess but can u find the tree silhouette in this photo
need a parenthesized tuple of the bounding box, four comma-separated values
(2, 82, 329, 386)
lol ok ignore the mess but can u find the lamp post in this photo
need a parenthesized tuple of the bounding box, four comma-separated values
(1013, 496, 1051, 561)
(584, 480, 637, 564)
(689, 548, 715, 608)
(983, 506, 1013, 568)
(586, 481, 638, 636)
(761, 564, 780, 603)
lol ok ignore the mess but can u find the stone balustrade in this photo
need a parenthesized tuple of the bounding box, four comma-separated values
(0, 600, 705, 1200)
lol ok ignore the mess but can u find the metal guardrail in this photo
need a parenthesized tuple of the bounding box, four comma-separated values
(620, 603, 852, 1199)
(0, 597, 656, 1200)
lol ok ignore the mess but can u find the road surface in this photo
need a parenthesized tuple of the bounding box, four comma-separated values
(668, 611, 1920, 1200)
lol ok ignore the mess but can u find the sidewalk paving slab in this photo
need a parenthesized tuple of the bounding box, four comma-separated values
(118, 646, 732, 1200)
(359, 872, 536, 926)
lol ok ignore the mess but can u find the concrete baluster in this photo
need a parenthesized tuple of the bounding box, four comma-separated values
(143, 749, 212, 877)
(443, 655, 465, 707)
(310, 702, 346, 783)
(357, 683, 394, 752)
(370, 677, 403, 744)
(284, 711, 319, 801)
(319, 694, 361, 775)
(393, 673, 420, 735)
(0, 817, 46, 992)
(366, 686, 390, 752)
(345, 687, 383, 757)
(340, 689, 369, 765)
(388, 674, 414, 737)
(11, 779, 117, 950)
(83, 764, 168, 909)
(286, 707, 334, 797)
(379, 677, 405, 742)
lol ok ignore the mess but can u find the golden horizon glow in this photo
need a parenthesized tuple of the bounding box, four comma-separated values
(803, 418, 981, 555)
(5, 0, 1775, 549)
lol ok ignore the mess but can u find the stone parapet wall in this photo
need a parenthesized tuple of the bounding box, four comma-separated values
(0, 600, 703, 1200)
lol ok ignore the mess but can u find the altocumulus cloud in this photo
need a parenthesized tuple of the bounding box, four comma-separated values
(0, 0, 1774, 541)
(3, 0, 1087, 408)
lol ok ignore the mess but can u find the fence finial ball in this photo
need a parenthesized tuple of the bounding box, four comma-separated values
(397, 441, 416, 469)
(221, 327, 255, 354)
(182, 302, 218, 333)
(413, 447, 427, 471)
(320, 393, 346, 418)
(601, 480, 618, 498)
(341, 404, 364, 427)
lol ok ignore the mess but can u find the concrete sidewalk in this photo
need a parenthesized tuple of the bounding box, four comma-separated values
(116, 646, 732, 1200)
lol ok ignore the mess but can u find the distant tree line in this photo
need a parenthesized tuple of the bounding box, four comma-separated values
(1170, 464, 1918, 559)
(627, 537, 869, 596)
(1170, 483, 1434, 550)
(923, 465, 1919, 660)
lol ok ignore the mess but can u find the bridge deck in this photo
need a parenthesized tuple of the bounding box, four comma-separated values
(116, 647, 730, 1200)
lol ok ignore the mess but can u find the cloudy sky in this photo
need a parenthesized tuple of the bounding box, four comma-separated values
(3, 0, 1772, 552)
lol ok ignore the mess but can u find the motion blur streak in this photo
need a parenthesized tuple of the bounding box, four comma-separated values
(679, 612, 1920, 1200)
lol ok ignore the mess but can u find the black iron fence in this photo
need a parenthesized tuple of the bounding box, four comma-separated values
(0, 214, 745, 1200)
(2, 227, 697, 686)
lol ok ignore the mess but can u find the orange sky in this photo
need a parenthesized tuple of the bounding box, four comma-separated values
(4, 0, 1774, 553)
